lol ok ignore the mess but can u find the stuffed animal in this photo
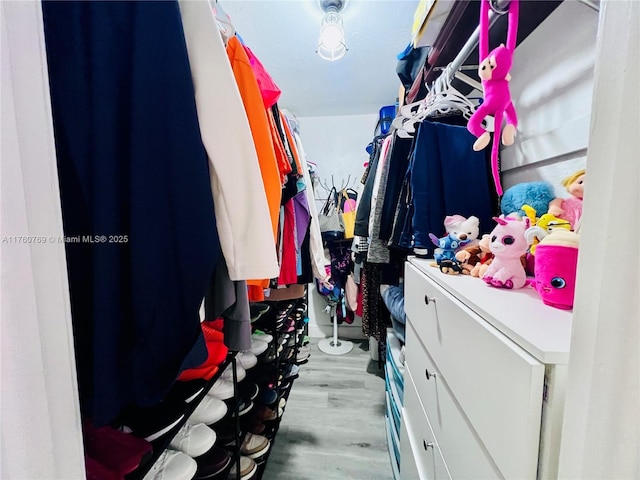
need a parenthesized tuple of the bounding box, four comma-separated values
(534, 230, 580, 310)
(466, 0, 520, 196)
(455, 233, 494, 276)
(428, 215, 480, 260)
(524, 211, 572, 254)
(482, 215, 530, 289)
(429, 233, 470, 274)
(444, 215, 481, 248)
(548, 169, 585, 230)
(501, 181, 555, 218)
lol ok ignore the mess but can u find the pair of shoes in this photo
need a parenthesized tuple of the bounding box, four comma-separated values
(248, 419, 266, 435)
(250, 303, 271, 323)
(207, 377, 234, 401)
(188, 396, 228, 426)
(238, 382, 259, 402)
(251, 330, 273, 344)
(248, 338, 268, 356)
(119, 399, 188, 442)
(237, 351, 258, 370)
(142, 449, 197, 480)
(256, 387, 277, 406)
(255, 406, 281, 422)
(220, 362, 246, 383)
(166, 379, 208, 405)
(211, 419, 238, 446)
(193, 446, 232, 479)
(83, 421, 153, 476)
(231, 399, 254, 417)
(169, 423, 216, 457)
(278, 364, 299, 383)
(296, 345, 311, 364)
(240, 433, 270, 459)
(228, 456, 258, 480)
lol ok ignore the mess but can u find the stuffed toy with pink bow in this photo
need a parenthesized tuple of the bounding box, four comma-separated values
(482, 215, 530, 289)
(467, 0, 519, 196)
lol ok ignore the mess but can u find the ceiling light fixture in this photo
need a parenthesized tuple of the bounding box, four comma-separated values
(317, 0, 347, 62)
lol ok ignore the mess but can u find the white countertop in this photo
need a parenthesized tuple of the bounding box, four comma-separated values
(409, 257, 573, 365)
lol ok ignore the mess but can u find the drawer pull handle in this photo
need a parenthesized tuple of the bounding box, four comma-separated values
(424, 295, 436, 305)
(423, 440, 434, 451)
(425, 369, 437, 380)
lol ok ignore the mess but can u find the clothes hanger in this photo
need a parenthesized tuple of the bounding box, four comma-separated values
(210, 0, 235, 43)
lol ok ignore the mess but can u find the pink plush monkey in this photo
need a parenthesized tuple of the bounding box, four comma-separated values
(467, 0, 519, 197)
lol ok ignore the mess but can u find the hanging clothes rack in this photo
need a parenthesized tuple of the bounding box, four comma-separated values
(394, 0, 512, 135)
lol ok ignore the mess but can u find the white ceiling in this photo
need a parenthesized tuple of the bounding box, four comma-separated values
(220, 0, 421, 117)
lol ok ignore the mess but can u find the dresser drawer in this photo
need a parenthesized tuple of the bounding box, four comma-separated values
(401, 368, 451, 480)
(405, 323, 500, 479)
(405, 263, 545, 479)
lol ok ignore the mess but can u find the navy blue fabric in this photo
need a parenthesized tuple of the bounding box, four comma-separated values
(42, 1, 218, 424)
(379, 135, 414, 242)
(411, 120, 494, 255)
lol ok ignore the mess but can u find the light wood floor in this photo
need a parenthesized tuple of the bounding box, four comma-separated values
(262, 338, 393, 480)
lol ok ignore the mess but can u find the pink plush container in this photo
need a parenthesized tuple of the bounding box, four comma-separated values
(534, 244, 579, 310)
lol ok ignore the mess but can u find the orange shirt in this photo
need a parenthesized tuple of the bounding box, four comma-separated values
(226, 36, 281, 241)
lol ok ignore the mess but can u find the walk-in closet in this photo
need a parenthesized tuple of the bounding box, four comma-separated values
(1, 1, 637, 479)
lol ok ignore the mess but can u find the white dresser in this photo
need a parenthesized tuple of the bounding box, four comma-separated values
(400, 257, 573, 480)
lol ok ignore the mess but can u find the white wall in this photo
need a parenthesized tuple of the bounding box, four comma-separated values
(298, 113, 377, 339)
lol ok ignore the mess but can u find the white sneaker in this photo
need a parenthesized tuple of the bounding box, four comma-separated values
(221, 362, 246, 383)
(142, 449, 197, 480)
(251, 331, 273, 344)
(228, 456, 258, 480)
(248, 339, 268, 356)
(207, 377, 234, 400)
(237, 351, 258, 370)
(169, 423, 216, 457)
(187, 396, 227, 425)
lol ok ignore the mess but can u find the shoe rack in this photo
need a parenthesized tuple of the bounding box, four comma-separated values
(125, 352, 240, 480)
(242, 289, 309, 479)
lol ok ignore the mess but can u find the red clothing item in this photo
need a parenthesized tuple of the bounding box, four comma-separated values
(278, 200, 298, 286)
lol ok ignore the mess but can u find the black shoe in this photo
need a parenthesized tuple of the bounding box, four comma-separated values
(238, 382, 259, 402)
(249, 303, 271, 323)
(165, 379, 208, 404)
(193, 446, 232, 479)
(118, 399, 188, 442)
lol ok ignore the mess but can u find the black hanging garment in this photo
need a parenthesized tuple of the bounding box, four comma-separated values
(42, 1, 219, 425)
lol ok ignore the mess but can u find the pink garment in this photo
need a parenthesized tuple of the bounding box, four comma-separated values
(243, 45, 281, 108)
(278, 200, 298, 286)
(558, 196, 583, 229)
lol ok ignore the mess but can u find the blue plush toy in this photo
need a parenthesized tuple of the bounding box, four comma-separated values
(500, 181, 555, 217)
(429, 233, 471, 264)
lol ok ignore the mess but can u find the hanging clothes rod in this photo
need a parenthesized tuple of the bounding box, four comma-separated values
(445, 0, 512, 78)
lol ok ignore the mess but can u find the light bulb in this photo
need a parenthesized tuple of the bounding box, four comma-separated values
(320, 23, 344, 49)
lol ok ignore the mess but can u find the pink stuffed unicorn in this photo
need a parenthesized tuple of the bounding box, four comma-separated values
(467, 0, 519, 196)
(482, 215, 529, 289)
